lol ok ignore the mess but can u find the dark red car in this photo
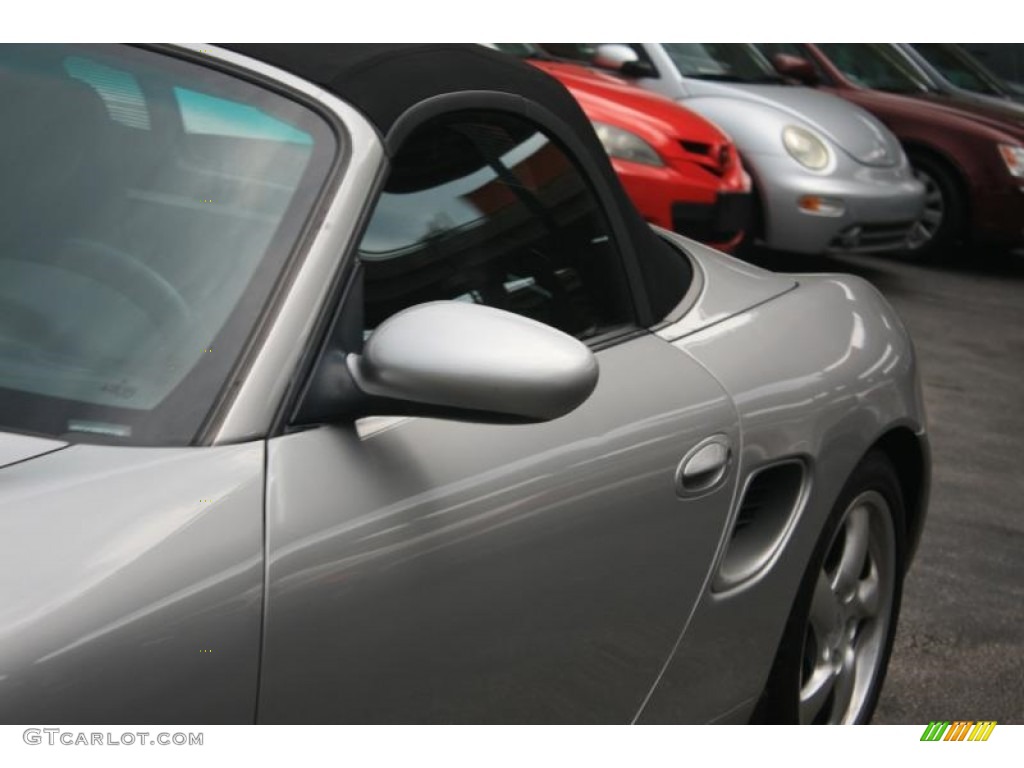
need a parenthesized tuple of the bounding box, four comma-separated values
(495, 44, 752, 252)
(759, 43, 1024, 257)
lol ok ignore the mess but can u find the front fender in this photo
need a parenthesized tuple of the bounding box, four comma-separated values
(682, 96, 793, 158)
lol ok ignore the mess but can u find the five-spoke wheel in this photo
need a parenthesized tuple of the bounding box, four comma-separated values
(753, 451, 906, 724)
(798, 490, 896, 724)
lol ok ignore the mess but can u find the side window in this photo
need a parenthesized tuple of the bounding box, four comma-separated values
(358, 111, 634, 341)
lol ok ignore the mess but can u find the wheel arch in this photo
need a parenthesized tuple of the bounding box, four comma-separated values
(866, 426, 930, 568)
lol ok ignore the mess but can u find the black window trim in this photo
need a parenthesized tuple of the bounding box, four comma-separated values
(277, 92, 663, 435)
(647, 231, 705, 331)
(386, 92, 655, 329)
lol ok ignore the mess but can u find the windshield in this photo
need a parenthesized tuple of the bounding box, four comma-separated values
(0, 44, 336, 445)
(911, 43, 1007, 96)
(817, 43, 931, 94)
(661, 43, 783, 83)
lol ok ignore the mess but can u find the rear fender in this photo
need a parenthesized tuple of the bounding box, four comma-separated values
(639, 272, 927, 722)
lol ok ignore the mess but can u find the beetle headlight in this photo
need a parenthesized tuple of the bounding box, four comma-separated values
(592, 122, 664, 167)
(782, 125, 831, 171)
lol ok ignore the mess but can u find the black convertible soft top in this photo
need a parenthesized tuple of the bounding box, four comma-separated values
(222, 43, 692, 319)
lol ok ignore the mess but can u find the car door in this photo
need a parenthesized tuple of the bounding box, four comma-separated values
(258, 109, 742, 723)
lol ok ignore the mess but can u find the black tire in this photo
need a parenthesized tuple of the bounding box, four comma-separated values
(733, 169, 765, 262)
(752, 451, 906, 724)
(902, 152, 966, 260)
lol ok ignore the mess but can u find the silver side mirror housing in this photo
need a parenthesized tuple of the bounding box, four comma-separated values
(347, 302, 599, 422)
(593, 44, 641, 72)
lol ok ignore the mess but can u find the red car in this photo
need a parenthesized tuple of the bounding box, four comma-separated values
(759, 43, 1024, 257)
(496, 44, 752, 252)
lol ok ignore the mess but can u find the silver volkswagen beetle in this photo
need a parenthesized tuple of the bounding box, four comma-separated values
(540, 43, 927, 256)
(0, 43, 929, 725)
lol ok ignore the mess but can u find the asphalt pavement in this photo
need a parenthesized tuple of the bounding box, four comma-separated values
(746, 246, 1024, 725)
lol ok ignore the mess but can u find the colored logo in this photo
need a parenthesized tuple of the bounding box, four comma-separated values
(920, 721, 997, 741)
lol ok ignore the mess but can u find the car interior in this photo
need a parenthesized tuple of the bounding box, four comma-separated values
(0, 45, 315, 412)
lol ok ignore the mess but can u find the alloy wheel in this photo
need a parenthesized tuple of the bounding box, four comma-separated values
(905, 168, 944, 251)
(798, 490, 897, 724)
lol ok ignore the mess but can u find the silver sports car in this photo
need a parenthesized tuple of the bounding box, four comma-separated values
(0, 43, 929, 725)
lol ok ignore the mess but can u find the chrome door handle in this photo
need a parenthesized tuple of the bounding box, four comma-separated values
(675, 435, 732, 497)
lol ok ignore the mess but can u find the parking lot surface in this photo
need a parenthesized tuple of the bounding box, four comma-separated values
(748, 247, 1024, 724)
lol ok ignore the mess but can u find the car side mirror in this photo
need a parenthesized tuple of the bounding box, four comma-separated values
(593, 44, 656, 78)
(771, 53, 819, 85)
(345, 302, 599, 423)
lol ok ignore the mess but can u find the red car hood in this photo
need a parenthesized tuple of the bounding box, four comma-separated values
(529, 59, 730, 147)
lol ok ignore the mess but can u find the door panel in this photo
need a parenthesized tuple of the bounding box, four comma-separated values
(0, 443, 264, 723)
(260, 333, 739, 722)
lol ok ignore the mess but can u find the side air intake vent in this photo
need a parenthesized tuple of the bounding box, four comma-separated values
(713, 460, 807, 592)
